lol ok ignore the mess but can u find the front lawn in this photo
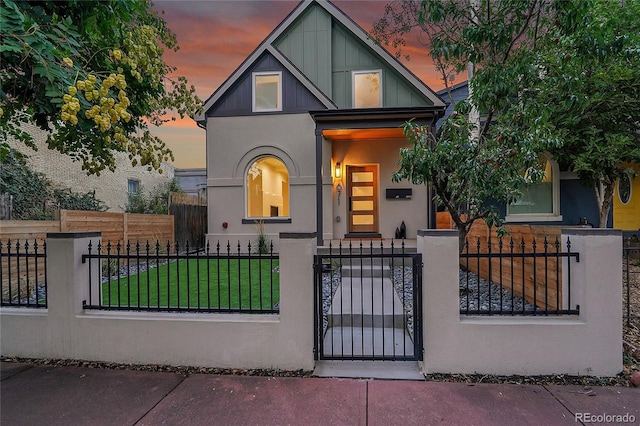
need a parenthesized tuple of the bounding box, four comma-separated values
(102, 258, 279, 311)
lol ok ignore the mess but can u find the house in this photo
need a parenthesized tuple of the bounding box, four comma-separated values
(4, 123, 175, 213)
(174, 168, 207, 200)
(434, 81, 640, 235)
(195, 0, 446, 246)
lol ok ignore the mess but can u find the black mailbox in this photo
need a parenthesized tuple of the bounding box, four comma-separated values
(386, 188, 412, 199)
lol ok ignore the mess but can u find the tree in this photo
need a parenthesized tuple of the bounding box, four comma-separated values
(0, 0, 201, 174)
(516, 0, 640, 227)
(377, 0, 555, 248)
(125, 178, 181, 215)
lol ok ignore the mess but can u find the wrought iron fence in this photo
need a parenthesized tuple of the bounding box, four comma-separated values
(82, 240, 279, 313)
(0, 240, 47, 308)
(314, 240, 422, 361)
(460, 236, 580, 316)
(624, 236, 639, 327)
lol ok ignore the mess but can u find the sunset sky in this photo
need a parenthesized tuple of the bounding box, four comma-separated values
(150, 0, 449, 169)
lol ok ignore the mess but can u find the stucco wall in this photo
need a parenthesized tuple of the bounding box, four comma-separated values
(6, 124, 174, 212)
(0, 232, 316, 371)
(418, 229, 622, 376)
(331, 138, 428, 239)
(205, 114, 330, 248)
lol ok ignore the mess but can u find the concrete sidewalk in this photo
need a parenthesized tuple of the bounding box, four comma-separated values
(1, 361, 638, 425)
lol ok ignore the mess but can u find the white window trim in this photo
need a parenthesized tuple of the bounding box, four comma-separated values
(617, 171, 632, 205)
(506, 156, 562, 223)
(252, 71, 282, 112)
(352, 69, 383, 108)
(244, 156, 291, 220)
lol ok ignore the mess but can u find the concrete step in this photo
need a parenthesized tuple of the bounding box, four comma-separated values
(321, 326, 415, 359)
(313, 360, 424, 380)
(326, 278, 406, 328)
(341, 264, 391, 278)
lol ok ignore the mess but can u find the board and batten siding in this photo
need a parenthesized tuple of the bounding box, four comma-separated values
(331, 24, 432, 109)
(274, 4, 332, 96)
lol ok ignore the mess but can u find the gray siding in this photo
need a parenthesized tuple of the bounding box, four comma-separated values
(208, 52, 326, 117)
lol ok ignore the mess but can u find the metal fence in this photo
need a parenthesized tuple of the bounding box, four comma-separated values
(314, 240, 422, 361)
(82, 240, 279, 313)
(460, 236, 580, 316)
(624, 237, 639, 327)
(0, 240, 47, 308)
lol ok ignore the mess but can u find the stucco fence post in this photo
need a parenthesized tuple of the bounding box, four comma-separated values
(1, 232, 317, 371)
(418, 228, 622, 377)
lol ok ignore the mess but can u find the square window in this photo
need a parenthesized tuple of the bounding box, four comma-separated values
(353, 70, 382, 108)
(253, 72, 282, 112)
(128, 179, 140, 194)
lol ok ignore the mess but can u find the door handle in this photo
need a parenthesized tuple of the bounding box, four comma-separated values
(349, 197, 352, 211)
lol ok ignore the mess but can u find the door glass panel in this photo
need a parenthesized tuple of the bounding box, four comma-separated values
(352, 200, 374, 211)
(353, 215, 374, 225)
(352, 186, 373, 197)
(352, 172, 373, 182)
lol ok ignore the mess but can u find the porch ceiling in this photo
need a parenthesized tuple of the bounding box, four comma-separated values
(322, 128, 404, 141)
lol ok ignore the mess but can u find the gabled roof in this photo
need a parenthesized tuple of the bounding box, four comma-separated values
(195, 0, 445, 124)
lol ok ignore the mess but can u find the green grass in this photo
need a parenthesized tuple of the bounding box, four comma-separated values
(102, 258, 279, 311)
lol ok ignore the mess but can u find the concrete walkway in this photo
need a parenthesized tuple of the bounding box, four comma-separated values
(2, 361, 639, 425)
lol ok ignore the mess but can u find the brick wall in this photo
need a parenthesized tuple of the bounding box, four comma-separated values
(5, 124, 174, 212)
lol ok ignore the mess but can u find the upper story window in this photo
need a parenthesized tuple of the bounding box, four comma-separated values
(506, 156, 562, 222)
(353, 70, 382, 108)
(246, 156, 289, 218)
(127, 179, 140, 194)
(252, 72, 282, 112)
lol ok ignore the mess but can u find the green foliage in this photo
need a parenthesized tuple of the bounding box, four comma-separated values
(53, 188, 106, 212)
(0, 148, 108, 219)
(395, 114, 543, 250)
(0, 149, 50, 219)
(0, 0, 202, 175)
(254, 220, 271, 254)
(516, 0, 640, 226)
(125, 178, 181, 215)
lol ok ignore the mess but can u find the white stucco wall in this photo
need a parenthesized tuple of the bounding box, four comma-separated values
(0, 232, 316, 371)
(418, 228, 622, 376)
(6, 124, 174, 212)
(205, 114, 329, 248)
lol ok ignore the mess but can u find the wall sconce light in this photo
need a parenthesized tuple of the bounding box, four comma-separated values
(335, 162, 341, 179)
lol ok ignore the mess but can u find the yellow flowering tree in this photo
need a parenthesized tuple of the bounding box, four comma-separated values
(0, 0, 201, 174)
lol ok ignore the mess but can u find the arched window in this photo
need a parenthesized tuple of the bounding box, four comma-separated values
(507, 156, 561, 221)
(246, 156, 290, 218)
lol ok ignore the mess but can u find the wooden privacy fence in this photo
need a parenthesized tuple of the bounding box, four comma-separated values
(1, 210, 174, 299)
(0, 210, 174, 244)
(463, 220, 563, 311)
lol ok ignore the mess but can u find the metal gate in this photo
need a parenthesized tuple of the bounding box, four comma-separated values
(313, 241, 422, 361)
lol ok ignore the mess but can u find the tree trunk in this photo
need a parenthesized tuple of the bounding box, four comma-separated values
(594, 181, 614, 228)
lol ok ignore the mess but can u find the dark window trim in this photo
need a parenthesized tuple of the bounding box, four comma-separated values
(242, 218, 292, 224)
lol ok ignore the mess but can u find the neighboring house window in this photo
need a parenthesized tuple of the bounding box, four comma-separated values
(252, 72, 282, 112)
(246, 156, 289, 218)
(352, 70, 382, 108)
(506, 156, 562, 222)
(618, 172, 632, 204)
(128, 179, 140, 194)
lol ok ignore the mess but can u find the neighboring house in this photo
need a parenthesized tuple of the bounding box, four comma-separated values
(196, 0, 446, 245)
(436, 81, 469, 129)
(5, 123, 174, 212)
(435, 83, 640, 233)
(174, 168, 207, 200)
